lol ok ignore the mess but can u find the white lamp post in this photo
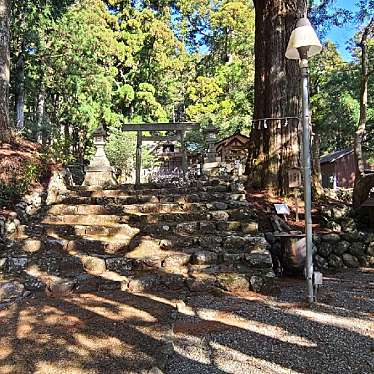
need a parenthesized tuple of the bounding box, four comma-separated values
(286, 17, 322, 303)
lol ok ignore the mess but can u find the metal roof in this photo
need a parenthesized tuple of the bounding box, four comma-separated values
(320, 149, 353, 164)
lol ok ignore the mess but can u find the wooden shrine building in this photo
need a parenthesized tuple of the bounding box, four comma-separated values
(215, 132, 250, 163)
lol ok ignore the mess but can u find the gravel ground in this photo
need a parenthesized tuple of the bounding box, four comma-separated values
(168, 269, 374, 374)
(0, 269, 373, 374)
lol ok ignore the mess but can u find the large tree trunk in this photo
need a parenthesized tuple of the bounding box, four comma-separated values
(246, 0, 307, 194)
(353, 173, 374, 209)
(312, 130, 323, 195)
(15, 50, 25, 130)
(36, 86, 46, 144)
(0, 0, 11, 142)
(354, 18, 373, 180)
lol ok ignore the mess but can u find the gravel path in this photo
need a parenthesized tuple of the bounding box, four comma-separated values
(0, 269, 373, 374)
(168, 270, 374, 374)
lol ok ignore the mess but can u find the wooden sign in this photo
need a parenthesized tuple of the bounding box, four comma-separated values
(274, 203, 290, 215)
(313, 271, 323, 285)
(288, 168, 302, 188)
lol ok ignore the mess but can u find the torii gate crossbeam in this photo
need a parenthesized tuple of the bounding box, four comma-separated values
(121, 122, 198, 185)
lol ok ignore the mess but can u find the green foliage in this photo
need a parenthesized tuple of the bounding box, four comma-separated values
(310, 42, 359, 152)
(182, 0, 255, 139)
(309, 0, 352, 37)
(105, 128, 158, 178)
(0, 178, 27, 207)
(0, 161, 41, 207)
(9, 0, 256, 165)
(142, 147, 160, 169)
(310, 24, 374, 161)
(309, 1, 374, 164)
(105, 129, 136, 178)
(8, 0, 372, 173)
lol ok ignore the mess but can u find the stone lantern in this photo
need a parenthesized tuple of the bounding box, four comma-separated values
(203, 121, 219, 162)
(83, 124, 117, 187)
(202, 121, 220, 176)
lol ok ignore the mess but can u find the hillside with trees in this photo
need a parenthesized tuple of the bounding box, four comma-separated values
(0, 2, 373, 373)
(0, 0, 372, 187)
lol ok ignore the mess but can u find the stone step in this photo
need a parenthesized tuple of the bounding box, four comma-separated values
(3, 237, 271, 280)
(41, 208, 257, 226)
(11, 237, 131, 255)
(0, 260, 273, 294)
(69, 179, 229, 192)
(15, 221, 259, 246)
(65, 184, 230, 198)
(9, 231, 269, 258)
(41, 214, 132, 226)
(56, 192, 247, 206)
(1, 250, 273, 293)
(47, 200, 251, 215)
(14, 223, 140, 240)
(3, 176, 279, 294)
(14, 217, 261, 258)
(187, 263, 274, 276)
(142, 220, 258, 235)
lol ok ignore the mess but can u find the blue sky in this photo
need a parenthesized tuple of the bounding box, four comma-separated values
(324, 0, 360, 60)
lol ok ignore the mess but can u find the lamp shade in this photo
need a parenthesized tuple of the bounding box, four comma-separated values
(285, 18, 322, 60)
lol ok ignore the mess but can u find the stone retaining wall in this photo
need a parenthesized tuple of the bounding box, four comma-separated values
(316, 203, 374, 269)
(0, 190, 45, 242)
(0, 169, 69, 243)
(265, 230, 373, 274)
(314, 231, 374, 270)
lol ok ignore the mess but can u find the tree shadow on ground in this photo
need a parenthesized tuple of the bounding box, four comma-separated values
(1, 183, 373, 373)
(0, 268, 373, 374)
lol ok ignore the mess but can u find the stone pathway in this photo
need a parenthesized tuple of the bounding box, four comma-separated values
(1, 180, 274, 295)
(1, 180, 373, 373)
(0, 269, 372, 374)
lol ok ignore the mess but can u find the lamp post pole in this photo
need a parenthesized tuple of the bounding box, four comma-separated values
(299, 47, 314, 303)
(286, 16, 321, 303)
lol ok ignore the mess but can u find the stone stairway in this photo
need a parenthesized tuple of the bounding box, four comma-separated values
(2, 179, 274, 294)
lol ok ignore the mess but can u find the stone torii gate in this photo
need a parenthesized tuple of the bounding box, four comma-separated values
(121, 122, 198, 185)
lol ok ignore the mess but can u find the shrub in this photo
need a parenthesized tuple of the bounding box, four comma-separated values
(0, 161, 41, 208)
(105, 128, 159, 180)
(105, 129, 136, 179)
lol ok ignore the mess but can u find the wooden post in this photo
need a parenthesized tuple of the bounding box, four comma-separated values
(136, 131, 142, 185)
(295, 188, 299, 222)
(180, 130, 187, 175)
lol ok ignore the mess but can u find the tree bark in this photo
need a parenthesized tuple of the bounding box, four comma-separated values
(354, 18, 373, 180)
(0, 0, 11, 142)
(353, 173, 374, 209)
(246, 0, 308, 194)
(15, 49, 25, 130)
(312, 130, 323, 195)
(36, 86, 46, 144)
(64, 123, 70, 156)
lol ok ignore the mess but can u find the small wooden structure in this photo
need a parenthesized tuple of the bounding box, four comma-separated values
(121, 122, 198, 185)
(149, 142, 184, 172)
(215, 132, 249, 163)
(320, 149, 355, 189)
(288, 167, 302, 189)
(288, 167, 302, 221)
